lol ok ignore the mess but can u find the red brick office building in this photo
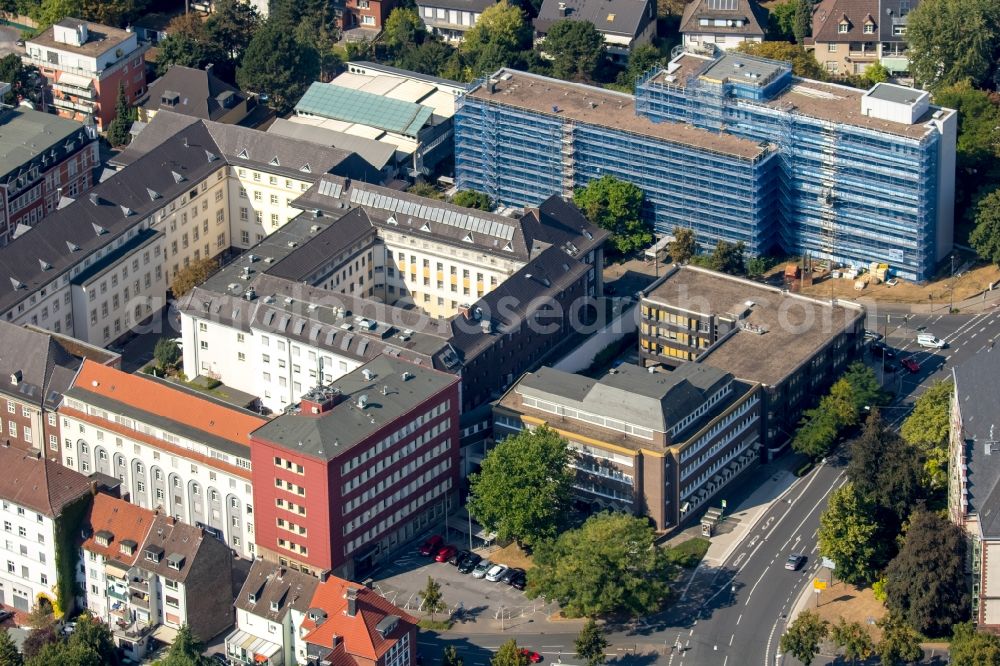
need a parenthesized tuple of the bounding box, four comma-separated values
(249, 355, 460, 579)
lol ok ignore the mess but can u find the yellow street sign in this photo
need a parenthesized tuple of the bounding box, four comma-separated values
(813, 579, 827, 590)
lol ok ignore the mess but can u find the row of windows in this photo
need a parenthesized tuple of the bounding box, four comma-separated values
(342, 419, 451, 495)
(344, 476, 452, 555)
(342, 401, 451, 475)
(274, 477, 306, 497)
(275, 497, 306, 517)
(273, 456, 304, 475)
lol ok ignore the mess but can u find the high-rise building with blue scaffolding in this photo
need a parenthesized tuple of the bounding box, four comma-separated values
(454, 50, 956, 281)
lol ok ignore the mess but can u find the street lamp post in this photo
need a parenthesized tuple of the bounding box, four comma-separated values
(949, 253, 957, 313)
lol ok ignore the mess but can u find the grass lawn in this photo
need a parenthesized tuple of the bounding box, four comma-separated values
(665, 537, 710, 568)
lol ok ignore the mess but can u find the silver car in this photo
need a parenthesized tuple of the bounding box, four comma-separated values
(485, 564, 508, 582)
(471, 559, 492, 579)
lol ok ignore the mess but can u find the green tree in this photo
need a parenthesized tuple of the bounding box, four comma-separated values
(529, 512, 672, 617)
(206, 0, 262, 63)
(950, 621, 1000, 665)
(80, 0, 147, 27)
(735, 41, 825, 79)
(970, 188, 1000, 266)
(900, 379, 952, 491)
(170, 257, 219, 298)
(452, 190, 492, 210)
(461, 0, 533, 78)
(934, 84, 1000, 221)
(792, 407, 838, 458)
(541, 19, 607, 82)
(746, 255, 776, 277)
(421, 576, 446, 619)
(817, 483, 886, 585)
(156, 14, 227, 76)
(842, 362, 885, 413)
(862, 62, 890, 85)
(467, 426, 574, 547)
(491, 640, 529, 666)
(848, 413, 925, 522)
(69, 613, 118, 666)
(154, 338, 181, 372)
(0, 54, 38, 106)
(441, 645, 464, 666)
(575, 618, 608, 666)
(21, 626, 58, 661)
(396, 39, 457, 77)
(573, 175, 651, 256)
(669, 227, 697, 263)
(830, 618, 874, 664)
(708, 240, 746, 275)
(906, 0, 1000, 90)
(25, 642, 101, 666)
(779, 611, 829, 666)
(383, 7, 426, 54)
(0, 629, 22, 666)
(876, 613, 924, 665)
(237, 20, 320, 114)
(614, 43, 666, 91)
(767, 0, 797, 40)
(792, 0, 812, 42)
(407, 181, 445, 199)
(885, 510, 969, 636)
(31, 0, 84, 29)
(155, 625, 208, 666)
(105, 81, 134, 148)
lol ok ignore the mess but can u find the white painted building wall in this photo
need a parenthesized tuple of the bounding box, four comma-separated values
(0, 502, 59, 613)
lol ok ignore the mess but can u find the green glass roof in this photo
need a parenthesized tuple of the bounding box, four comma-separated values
(294, 82, 434, 138)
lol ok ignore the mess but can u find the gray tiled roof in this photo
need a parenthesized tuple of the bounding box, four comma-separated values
(235, 558, 320, 622)
(136, 514, 231, 584)
(679, 0, 768, 36)
(535, 0, 655, 37)
(250, 355, 458, 458)
(0, 320, 83, 409)
(141, 65, 246, 122)
(267, 118, 397, 171)
(953, 350, 1000, 538)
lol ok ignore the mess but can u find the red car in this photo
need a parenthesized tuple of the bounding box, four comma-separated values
(418, 535, 443, 556)
(520, 649, 543, 663)
(434, 544, 458, 563)
(900, 357, 920, 373)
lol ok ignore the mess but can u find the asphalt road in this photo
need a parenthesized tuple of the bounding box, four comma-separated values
(415, 311, 1000, 666)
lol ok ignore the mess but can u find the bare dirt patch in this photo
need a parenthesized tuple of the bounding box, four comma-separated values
(811, 581, 887, 641)
(490, 543, 536, 570)
(798, 263, 1000, 306)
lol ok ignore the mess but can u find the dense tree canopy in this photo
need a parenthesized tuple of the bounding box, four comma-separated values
(615, 43, 667, 91)
(237, 20, 320, 114)
(467, 426, 574, 547)
(170, 257, 219, 298)
(900, 379, 953, 491)
(491, 640, 530, 666)
(706, 240, 746, 275)
(949, 622, 1000, 665)
(529, 512, 672, 617)
(106, 81, 134, 148)
(154, 625, 209, 666)
(669, 227, 697, 263)
(906, 0, 1000, 90)
(461, 0, 534, 78)
(0, 629, 21, 666)
(0, 54, 38, 106)
(884, 511, 969, 636)
(970, 189, 1000, 266)
(830, 618, 875, 665)
(575, 619, 608, 666)
(767, 0, 796, 41)
(780, 611, 828, 666)
(933, 84, 1000, 220)
(573, 175, 652, 255)
(156, 14, 227, 77)
(818, 483, 887, 585)
(452, 190, 493, 210)
(541, 20, 607, 82)
(875, 614, 924, 665)
(847, 414, 925, 522)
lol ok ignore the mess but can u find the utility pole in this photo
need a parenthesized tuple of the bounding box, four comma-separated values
(949, 253, 957, 313)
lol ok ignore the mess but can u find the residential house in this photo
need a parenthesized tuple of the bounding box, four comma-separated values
(300, 576, 417, 666)
(227, 558, 320, 666)
(343, 0, 396, 38)
(23, 19, 149, 130)
(138, 65, 257, 126)
(0, 320, 119, 459)
(415, 0, 496, 42)
(0, 443, 93, 615)
(877, 0, 919, 75)
(248, 355, 460, 579)
(0, 104, 98, 243)
(679, 0, 768, 52)
(534, 0, 657, 61)
(808, 0, 880, 76)
(59, 360, 267, 559)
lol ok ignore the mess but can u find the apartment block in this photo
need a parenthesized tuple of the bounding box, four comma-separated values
(59, 360, 266, 558)
(0, 104, 98, 243)
(636, 51, 956, 280)
(24, 19, 148, 130)
(495, 362, 761, 530)
(81, 503, 235, 659)
(0, 443, 93, 615)
(248, 355, 460, 579)
(455, 68, 779, 255)
(0, 320, 119, 458)
(638, 265, 865, 449)
(228, 559, 320, 666)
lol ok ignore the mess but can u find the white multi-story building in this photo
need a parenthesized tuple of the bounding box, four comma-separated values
(0, 443, 92, 614)
(227, 558, 320, 666)
(59, 360, 267, 558)
(0, 111, 379, 348)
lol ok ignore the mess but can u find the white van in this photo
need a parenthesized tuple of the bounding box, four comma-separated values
(917, 333, 946, 349)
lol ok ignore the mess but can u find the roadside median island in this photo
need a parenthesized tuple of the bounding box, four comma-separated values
(664, 537, 710, 569)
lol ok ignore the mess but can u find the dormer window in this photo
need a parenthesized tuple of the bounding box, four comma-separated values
(270, 600, 280, 612)
(119, 540, 135, 556)
(863, 21, 875, 33)
(248, 592, 257, 603)
(94, 530, 113, 547)
(838, 20, 849, 33)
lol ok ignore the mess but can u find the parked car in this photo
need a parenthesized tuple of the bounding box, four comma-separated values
(471, 559, 492, 579)
(485, 564, 508, 582)
(434, 545, 457, 563)
(449, 549, 471, 566)
(0, 610, 13, 623)
(458, 553, 482, 574)
(500, 567, 524, 585)
(520, 649, 543, 663)
(900, 357, 920, 373)
(785, 554, 806, 571)
(509, 570, 527, 590)
(870, 343, 896, 359)
(418, 535, 443, 556)
(917, 333, 946, 349)
(864, 329, 883, 342)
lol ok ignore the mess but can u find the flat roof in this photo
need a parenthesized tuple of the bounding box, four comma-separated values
(865, 82, 929, 105)
(28, 20, 136, 57)
(469, 69, 767, 160)
(250, 355, 458, 459)
(643, 266, 864, 385)
(699, 53, 787, 87)
(0, 108, 90, 180)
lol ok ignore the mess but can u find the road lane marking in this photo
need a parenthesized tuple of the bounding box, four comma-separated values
(737, 614, 742, 625)
(745, 565, 770, 605)
(730, 634, 735, 646)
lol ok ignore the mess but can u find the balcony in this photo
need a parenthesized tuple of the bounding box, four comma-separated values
(52, 96, 95, 113)
(129, 591, 150, 609)
(107, 585, 128, 602)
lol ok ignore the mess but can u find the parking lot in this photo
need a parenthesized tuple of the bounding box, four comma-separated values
(369, 542, 558, 633)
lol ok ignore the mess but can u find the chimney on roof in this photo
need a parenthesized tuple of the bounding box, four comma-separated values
(345, 587, 358, 617)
